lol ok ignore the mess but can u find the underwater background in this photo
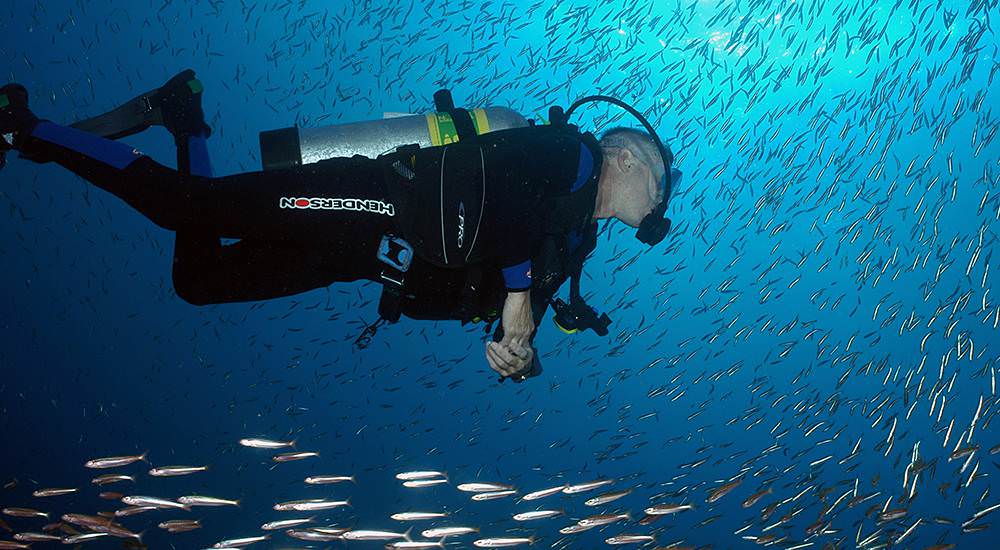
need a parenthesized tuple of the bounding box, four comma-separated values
(1, 0, 999, 548)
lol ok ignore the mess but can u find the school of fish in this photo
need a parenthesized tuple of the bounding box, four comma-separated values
(1, 0, 999, 548)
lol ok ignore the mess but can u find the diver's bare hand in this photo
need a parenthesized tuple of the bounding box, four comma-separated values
(486, 341, 534, 377)
(500, 290, 534, 346)
(486, 290, 535, 377)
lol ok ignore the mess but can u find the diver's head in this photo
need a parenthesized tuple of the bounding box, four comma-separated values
(594, 127, 667, 228)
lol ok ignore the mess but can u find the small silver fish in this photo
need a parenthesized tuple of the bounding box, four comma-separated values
(114, 506, 157, 517)
(521, 485, 567, 501)
(387, 541, 446, 549)
(390, 512, 448, 521)
(149, 465, 208, 477)
(13, 533, 62, 543)
(63, 533, 109, 544)
(512, 509, 563, 521)
(559, 523, 595, 534)
(563, 479, 614, 494)
(584, 488, 632, 506)
(286, 528, 343, 542)
(421, 526, 479, 538)
(577, 513, 630, 527)
(472, 536, 535, 547)
(341, 529, 411, 541)
(158, 519, 202, 532)
(31, 488, 78, 498)
(212, 535, 269, 548)
(84, 452, 148, 469)
(1, 508, 48, 519)
(239, 438, 295, 449)
(606, 534, 655, 545)
(261, 517, 314, 530)
(304, 475, 355, 484)
(273, 451, 319, 462)
(177, 495, 239, 507)
(274, 499, 349, 511)
(403, 479, 450, 488)
(457, 482, 513, 493)
(644, 503, 694, 515)
(396, 471, 447, 481)
(91, 474, 135, 486)
(471, 490, 517, 501)
(121, 495, 189, 511)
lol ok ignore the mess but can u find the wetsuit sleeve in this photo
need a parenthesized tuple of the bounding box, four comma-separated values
(494, 207, 546, 287)
(501, 260, 532, 292)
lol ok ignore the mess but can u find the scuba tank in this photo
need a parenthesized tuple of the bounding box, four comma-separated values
(258, 107, 529, 170)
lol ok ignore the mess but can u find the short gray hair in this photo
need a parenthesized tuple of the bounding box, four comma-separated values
(598, 127, 667, 184)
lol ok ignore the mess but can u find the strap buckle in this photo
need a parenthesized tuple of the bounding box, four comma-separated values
(377, 234, 413, 273)
(354, 317, 386, 350)
(376, 234, 413, 325)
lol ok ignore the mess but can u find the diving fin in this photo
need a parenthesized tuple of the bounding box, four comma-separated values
(70, 69, 208, 141)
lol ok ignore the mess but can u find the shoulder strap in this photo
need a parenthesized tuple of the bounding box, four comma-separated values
(433, 89, 478, 144)
(543, 129, 601, 236)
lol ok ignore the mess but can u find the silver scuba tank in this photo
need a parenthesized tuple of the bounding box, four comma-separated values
(258, 107, 529, 171)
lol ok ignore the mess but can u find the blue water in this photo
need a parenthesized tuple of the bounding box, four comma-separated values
(2, 0, 999, 548)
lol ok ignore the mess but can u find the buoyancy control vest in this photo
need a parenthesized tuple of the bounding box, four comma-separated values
(356, 90, 609, 351)
(383, 122, 601, 270)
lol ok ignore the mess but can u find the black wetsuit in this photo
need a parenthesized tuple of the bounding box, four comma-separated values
(15, 118, 599, 323)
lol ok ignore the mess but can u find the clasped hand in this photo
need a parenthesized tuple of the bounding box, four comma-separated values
(486, 290, 535, 378)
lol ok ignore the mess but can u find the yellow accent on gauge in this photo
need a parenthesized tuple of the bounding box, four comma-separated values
(554, 319, 578, 334)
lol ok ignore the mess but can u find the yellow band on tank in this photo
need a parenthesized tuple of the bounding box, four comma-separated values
(471, 108, 490, 134)
(427, 109, 492, 146)
(427, 113, 453, 146)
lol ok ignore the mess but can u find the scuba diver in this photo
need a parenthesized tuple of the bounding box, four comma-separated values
(0, 70, 680, 382)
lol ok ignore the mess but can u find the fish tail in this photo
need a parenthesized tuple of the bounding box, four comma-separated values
(140, 450, 150, 463)
(403, 526, 413, 542)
